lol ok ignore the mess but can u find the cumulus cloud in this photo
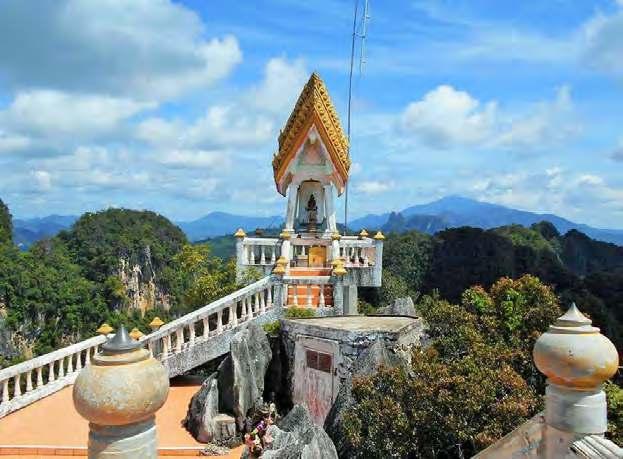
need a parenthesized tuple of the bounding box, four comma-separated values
(250, 57, 308, 114)
(0, 0, 242, 100)
(401, 85, 497, 148)
(582, 5, 623, 80)
(355, 180, 394, 194)
(158, 149, 230, 169)
(2, 90, 154, 137)
(399, 84, 579, 151)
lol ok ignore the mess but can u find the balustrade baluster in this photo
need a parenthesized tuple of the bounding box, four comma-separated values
(319, 285, 325, 307)
(148, 340, 155, 357)
(189, 324, 196, 345)
(76, 350, 82, 371)
(36, 367, 43, 388)
(2, 379, 9, 403)
(301, 245, 306, 256)
(67, 353, 73, 374)
(260, 290, 266, 313)
(217, 310, 223, 334)
(293, 286, 299, 306)
(250, 248, 256, 265)
(254, 293, 260, 316)
(260, 246, 266, 264)
(230, 304, 238, 327)
(163, 335, 171, 356)
(13, 374, 21, 397)
(363, 248, 369, 265)
(175, 329, 183, 353)
(25, 370, 33, 392)
(307, 285, 312, 307)
(48, 362, 55, 382)
(241, 297, 247, 320)
(202, 318, 210, 337)
(267, 286, 273, 309)
(270, 246, 276, 264)
(58, 358, 64, 378)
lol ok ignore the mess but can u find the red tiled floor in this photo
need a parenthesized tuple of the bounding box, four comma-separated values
(0, 377, 245, 458)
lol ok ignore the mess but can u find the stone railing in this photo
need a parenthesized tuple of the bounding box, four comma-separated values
(142, 276, 279, 362)
(0, 276, 282, 418)
(240, 237, 281, 266)
(0, 335, 106, 418)
(339, 237, 376, 268)
(282, 275, 333, 309)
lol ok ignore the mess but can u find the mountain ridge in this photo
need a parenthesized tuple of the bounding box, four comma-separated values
(11, 196, 623, 247)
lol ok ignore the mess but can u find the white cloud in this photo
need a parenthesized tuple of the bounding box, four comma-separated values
(3, 90, 154, 137)
(0, 131, 31, 153)
(0, 0, 242, 100)
(158, 149, 230, 169)
(31, 170, 52, 191)
(493, 85, 580, 150)
(355, 180, 394, 194)
(399, 84, 579, 151)
(582, 5, 623, 79)
(250, 57, 308, 114)
(401, 85, 497, 148)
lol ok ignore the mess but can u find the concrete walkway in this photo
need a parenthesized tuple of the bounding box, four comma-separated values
(0, 377, 244, 457)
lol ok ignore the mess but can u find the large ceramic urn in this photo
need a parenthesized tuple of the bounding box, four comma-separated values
(73, 325, 169, 459)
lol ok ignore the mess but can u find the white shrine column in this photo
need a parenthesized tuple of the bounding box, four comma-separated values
(323, 183, 337, 235)
(285, 183, 298, 232)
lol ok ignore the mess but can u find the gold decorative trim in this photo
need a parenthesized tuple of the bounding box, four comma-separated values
(273, 73, 350, 195)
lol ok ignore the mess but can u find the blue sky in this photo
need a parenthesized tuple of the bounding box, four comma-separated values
(0, 0, 622, 228)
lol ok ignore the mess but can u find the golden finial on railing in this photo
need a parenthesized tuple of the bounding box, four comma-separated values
(234, 228, 246, 238)
(373, 231, 385, 240)
(96, 323, 113, 336)
(149, 316, 164, 332)
(129, 327, 144, 341)
(359, 229, 369, 239)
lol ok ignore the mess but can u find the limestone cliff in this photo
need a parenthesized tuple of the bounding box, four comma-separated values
(117, 245, 171, 315)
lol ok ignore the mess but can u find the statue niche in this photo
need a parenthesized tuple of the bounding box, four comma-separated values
(305, 194, 318, 232)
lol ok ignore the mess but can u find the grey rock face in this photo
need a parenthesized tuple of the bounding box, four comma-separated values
(261, 405, 338, 459)
(218, 323, 272, 429)
(376, 296, 418, 317)
(182, 372, 219, 442)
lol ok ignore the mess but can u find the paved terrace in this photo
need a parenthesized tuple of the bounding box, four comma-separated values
(0, 377, 244, 457)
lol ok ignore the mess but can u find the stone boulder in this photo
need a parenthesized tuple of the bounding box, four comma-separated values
(324, 341, 406, 457)
(258, 405, 338, 459)
(182, 372, 219, 443)
(218, 323, 272, 429)
(375, 296, 418, 317)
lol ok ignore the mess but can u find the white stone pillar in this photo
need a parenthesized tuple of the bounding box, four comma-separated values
(533, 304, 619, 459)
(323, 184, 337, 234)
(285, 184, 298, 232)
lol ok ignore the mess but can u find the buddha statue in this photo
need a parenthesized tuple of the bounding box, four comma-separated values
(306, 195, 318, 232)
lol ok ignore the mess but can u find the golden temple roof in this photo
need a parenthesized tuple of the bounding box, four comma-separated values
(272, 73, 350, 195)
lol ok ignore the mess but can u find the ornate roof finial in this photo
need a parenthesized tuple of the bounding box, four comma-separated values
(102, 325, 142, 353)
(533, 303, 618, 389)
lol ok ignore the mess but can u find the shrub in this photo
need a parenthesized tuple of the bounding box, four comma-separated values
(284, 307, 316, 319)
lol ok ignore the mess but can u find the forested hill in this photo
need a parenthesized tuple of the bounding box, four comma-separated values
(364, 220, 623, 350)
(0, 206, 238, 364)
(0, 199, 11, 245)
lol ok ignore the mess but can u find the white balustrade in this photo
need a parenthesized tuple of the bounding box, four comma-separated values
(339, 238, 376, 268)
(0, 334, 106, 418)
(283, 276, 332, 309)
(241, 238, 280, 266)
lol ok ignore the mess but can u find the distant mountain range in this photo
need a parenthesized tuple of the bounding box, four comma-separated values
(12, 196, 623, 248)
(13, 215, 78, 249)
(349, 196, 623, 246)
(176, 212, 284, 242)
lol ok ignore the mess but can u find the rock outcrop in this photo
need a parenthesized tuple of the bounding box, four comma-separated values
(182, 373, 219, 442)
(184, 323, 273, 441)
(255, 405, 338, 459)
(375, 296, 418, 317)
(218, 323, 272, 429)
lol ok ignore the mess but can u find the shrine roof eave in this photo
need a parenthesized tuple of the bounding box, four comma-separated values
(273, 115, 349, 197)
